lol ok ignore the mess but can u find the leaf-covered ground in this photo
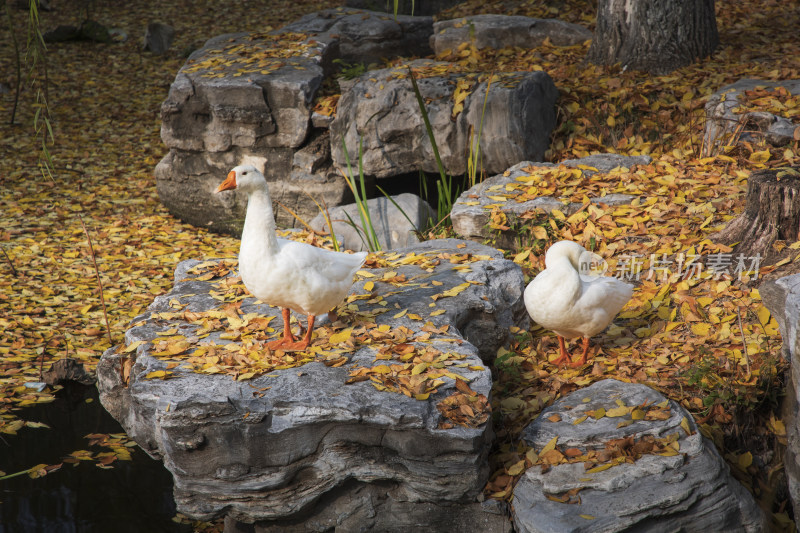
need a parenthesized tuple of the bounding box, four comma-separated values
(1, 0, 799, 529)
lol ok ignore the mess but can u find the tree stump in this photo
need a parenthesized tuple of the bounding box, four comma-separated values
(587, 0, 719, 75)
(714, 168, 800, 260)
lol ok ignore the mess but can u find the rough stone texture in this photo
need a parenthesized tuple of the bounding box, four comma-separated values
(160, 31, 331, 154)
(97, 239, 526, 528)
(513, 379, 768, 533)
(42, 358, 94, 387)
(761, 273, 800, 521)
(156, 29, 335, 233)
(761, 274, 800, 362)
(224, 494, 512, 532)
(156, 9, 434, 234)
(154, 146, 355, 233)
(281, 8, 433, 65)
(451, 154, 650, 245)
(704, 79, 800, 155)
(331, 59, 558, 179)
(431, 15, 592, 55)
(309, 193, 435, 251)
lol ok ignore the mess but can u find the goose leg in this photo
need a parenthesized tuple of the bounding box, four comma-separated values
(550, 336, 572, 366)
(282, 314, 315, 351)
(267, 308, 297, 349)
(569, 337, 591, 367)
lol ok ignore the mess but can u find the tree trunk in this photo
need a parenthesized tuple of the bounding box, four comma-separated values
(587, 0, 719, 75)
(714, 168, 800, 260)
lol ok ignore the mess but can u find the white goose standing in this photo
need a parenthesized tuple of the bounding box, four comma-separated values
(217, 165, 367, 350)
(524, 240, 633, 367)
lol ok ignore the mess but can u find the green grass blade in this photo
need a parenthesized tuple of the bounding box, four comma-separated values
(468, 75, 493, 188)
(340, 135, 382, 252)
(357, 138, 381, 251)
(376, 184, 423, 234)
(408, 67, 447, 182)
(342, 210, 371, 251)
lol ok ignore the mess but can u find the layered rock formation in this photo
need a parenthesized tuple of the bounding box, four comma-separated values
(155, 9, 435, 233)
(513, 379, 768, 532)
(155, 8, 563, 235)
(97, 239, 526, 528)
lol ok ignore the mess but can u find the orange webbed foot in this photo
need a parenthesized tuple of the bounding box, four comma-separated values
(568, 337, 592, 368)
(549, 336, 573, 367)
(279, 339, 311, 351)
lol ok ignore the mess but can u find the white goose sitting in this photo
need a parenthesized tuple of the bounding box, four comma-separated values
(217, 165, 367, 350)
(524, 240, 633, 367)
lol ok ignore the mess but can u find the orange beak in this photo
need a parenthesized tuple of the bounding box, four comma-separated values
(216, 171, 237, 193)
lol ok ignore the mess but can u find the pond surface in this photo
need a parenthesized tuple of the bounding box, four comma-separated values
(0, 384, 191, 533)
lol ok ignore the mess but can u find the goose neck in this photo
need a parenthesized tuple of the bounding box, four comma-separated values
(549, 255, 581, 284)
(242, 187, 279, 252)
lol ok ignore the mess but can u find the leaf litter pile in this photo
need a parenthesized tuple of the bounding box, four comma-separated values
(1, 0, 799, 529)
(121, 249, 492, 430)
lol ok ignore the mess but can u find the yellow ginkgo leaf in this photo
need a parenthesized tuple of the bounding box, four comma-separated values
(329, 328, 352, 344)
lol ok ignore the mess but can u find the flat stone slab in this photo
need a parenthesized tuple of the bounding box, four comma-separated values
(97, 239, 526, 527)
(704, 79, 800, 155)
(513, 379, 767, 532)
(431, 15, 592, 55)
(282, 7, 433, 65)
(330, 59, 558, 179)
(451, 154, 650, 245)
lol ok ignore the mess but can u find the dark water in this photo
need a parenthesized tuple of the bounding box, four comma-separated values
(0, 384, 191, 533)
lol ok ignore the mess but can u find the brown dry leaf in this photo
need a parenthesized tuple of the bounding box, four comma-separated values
(0, 0, 793, 526)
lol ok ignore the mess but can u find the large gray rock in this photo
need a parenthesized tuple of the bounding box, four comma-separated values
(156, 29, 337, 233)
(513, 379, 767, 532)
(431, 15, 592, 55)
(97, 239, 526, 528)
(281, 7, 433, 65)
(704, 79, 800, 155)
(451, 154, 650, 246)
(160, 31, 332, 154)
(309, 193, 435, 251)
(154, 145, 355, 233)
(330, 59, 558, 179)
(761, 273, 800, 520)
(156, 9, 435, 234)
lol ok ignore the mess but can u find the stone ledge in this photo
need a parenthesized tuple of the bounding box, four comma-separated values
(513, 379, 767, 532)
(451, 154, 650, 246)
(97, 239, 526, 526)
